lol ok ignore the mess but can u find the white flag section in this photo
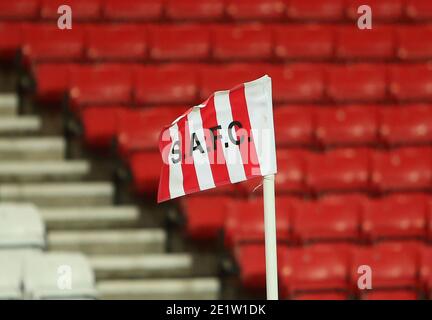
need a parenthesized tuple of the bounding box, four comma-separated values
(158, 75, 277, 202)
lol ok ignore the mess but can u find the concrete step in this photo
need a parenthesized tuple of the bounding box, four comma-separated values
(89, 254, 193, 279)
(97, 278, 220, 300)
(0, 137, 65, 160)
(0, 116, 41, 135)
(0, 94, 18, 116)
(0, 182, 113, 207)
(40, 206, 141, 229)
(48, 229, 166, 255)
(0, 161, 90, 182)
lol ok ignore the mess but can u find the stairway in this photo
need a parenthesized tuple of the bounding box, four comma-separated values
(0, 91, 221, 300)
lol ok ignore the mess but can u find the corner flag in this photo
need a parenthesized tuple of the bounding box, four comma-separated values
(157, 75, 277, 202)
(157, 75, 279, 299)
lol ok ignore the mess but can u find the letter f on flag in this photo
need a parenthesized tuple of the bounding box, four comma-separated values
(157, 75, 277, 203)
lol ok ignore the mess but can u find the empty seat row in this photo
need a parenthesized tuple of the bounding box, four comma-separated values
(0, 251, 96, 299)
(1, 0, 431, 23)
(181, 193, 432, 244)
(81, 105, 185, 150)
(225, 193, 432, 246)
(32, 63, 432, 108)
(3, 23, 432, 62)
(81, 104, 432, 160)
(128, 147, 432, 201)
(272, 104, 432, 147)
(275, 147, 432, 194)
(236, 241, 432, 299)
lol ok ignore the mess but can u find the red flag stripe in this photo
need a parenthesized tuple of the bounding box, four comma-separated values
(178, 115, 201, 194)
(200, 96, 233, 186)
(229, 84, 262, 178)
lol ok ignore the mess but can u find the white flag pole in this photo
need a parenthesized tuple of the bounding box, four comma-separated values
(263, 174, 278, 300)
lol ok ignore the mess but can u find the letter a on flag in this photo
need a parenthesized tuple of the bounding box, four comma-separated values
(157, 75, 277, 202)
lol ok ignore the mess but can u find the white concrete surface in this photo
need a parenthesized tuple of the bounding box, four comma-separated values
(40, 206, 140, 229)
(0, 116, 41, 134)
(0, 94, 18, 116)
(48, 229, 166, 254)
(0, 182, 114, 207)
(89, 254, 193, 279)
(0, 137, 65, 160)
(97, 278, 220, 300)
(0, 161, 90, 182)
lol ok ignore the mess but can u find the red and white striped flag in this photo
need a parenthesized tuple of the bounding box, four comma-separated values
(157, 75, 277, 203)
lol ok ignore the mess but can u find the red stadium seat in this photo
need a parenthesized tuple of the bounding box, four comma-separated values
(350, 242, 420, 290)
(275, 149, 309, 193)
(226, 0, 286, 21)
(69, 64, 134, 111)
(116, 106, 187, 156)
(406, 0, 432, 22)
(235, 243, 288, 290)
(224, 196, 293, 247)
(291, 196, 363, 243)
(274, 25, 334, 61)
(86, 24, 147, 61)
(420, 246, 432, 291)
(165, 0, 225, 22)
(362, 194, 428, 241)
(33, 63, 73, 102)
(426, 201, 432, 242)
(379, 105, 432, 146)
(200, 64, 268, 100)
(316, 105, 378, 147)
(0, 23, 23, 59)
(0, 0, 40, 20)
(293, 292, 348, 300)
(102, 0, 162, 21)
(21, 24, 85, 63)
(346, 0, 404, 22)
(371, 148, 432, 192)
(397, 26, 432, 61)
(280, 244, 351, 296)
(149, 25, 210, 61)
(41, 0, 101, 21)
(274, 106, 314, 147)
(134, 64, 199, 105)
(180, 195, 232, 240)
(360, 290, 418, 300)
(326, 64, 387, 102)
(270, 64, 326, 103)
(389, 64, 432, 102)
(129, 151, 162, 196)
(307, 148, 371, 192)
(212, 25, 273, 61)
(335, 26, 395, 60)
(286, 0, 345, 22)
(81, 106, 126, 149)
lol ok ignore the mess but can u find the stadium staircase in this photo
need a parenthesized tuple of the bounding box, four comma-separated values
(0, 72, 221, 299)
